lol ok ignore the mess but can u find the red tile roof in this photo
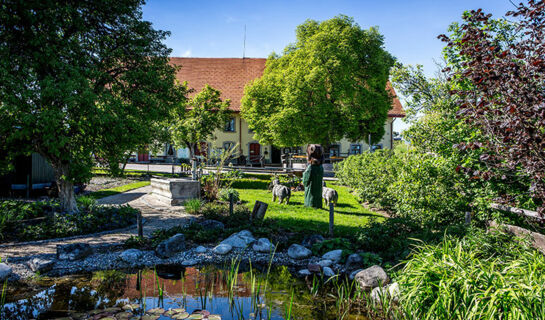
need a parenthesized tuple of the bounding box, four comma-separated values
(170, 57, 405, 117)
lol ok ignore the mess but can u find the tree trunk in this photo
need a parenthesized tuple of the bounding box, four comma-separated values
(54, 164, 79, 214)
(121, 152, 130, 175)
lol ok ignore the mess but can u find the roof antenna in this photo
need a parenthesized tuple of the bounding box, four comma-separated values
(243, 24, 246, 59)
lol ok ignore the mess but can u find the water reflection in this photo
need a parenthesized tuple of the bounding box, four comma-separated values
(1, 265, 341, 320)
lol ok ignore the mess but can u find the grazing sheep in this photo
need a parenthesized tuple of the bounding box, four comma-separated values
(272, 179, 291, 204)
(322, 182, 339, 207)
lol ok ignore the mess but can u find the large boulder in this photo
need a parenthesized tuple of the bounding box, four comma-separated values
(252, 238, 274, 253)
(220, 230, 255, 248)
(287, 244, 312, 259)
(27, 258, 55, 273)
(302, 234, 324, 248)
(345, 253, 363, 271)
(213, 243, 232, 255)
(0, 263, 12, 281)
(57, 243, 92, 261)
(119, 249, 143, 264)
(354, 265, 389, 291)
(322, 249, 343, 263)
(155, 234, 186, 258)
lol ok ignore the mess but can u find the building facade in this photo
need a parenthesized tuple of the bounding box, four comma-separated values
(138, 57, 405, 165)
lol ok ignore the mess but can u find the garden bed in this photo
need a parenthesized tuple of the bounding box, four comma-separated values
(0, 199, 139, 243)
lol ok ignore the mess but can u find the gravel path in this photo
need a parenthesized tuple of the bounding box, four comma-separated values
(0, 186, 193, 261)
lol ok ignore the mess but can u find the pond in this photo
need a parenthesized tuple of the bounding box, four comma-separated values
(1, 263, 369, 320)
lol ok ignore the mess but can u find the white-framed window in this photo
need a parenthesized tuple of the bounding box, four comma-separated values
(224, 118, 236, 132)
(349, 144, 362, 155)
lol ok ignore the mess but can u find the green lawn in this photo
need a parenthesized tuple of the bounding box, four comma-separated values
(87, 181, 150, 200)
(235, 182, 384, 237)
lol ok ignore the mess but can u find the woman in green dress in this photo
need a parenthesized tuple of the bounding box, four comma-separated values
(303, 144, 324, 208)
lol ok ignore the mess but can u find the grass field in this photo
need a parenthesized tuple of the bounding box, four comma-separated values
(235, 182, 384, 237)
(87, 181, 151, 200)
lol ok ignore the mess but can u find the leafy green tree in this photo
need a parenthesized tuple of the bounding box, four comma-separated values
(0, 0, 184, 212)
(170, 85, 231, 159)
(241, 15, 395, 147)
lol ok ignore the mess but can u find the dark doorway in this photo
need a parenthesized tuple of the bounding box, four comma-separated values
(249, 143, 261, 165)
(271, 146, 281, 164)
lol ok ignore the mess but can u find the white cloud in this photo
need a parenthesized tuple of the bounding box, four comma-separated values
(182, 50, 191, 57)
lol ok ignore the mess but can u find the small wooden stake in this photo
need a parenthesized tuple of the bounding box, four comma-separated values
(329, 203, 334, 237)
(251, 200, 268, 221)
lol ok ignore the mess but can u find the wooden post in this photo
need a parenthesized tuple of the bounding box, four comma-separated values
(329, 203, 334, 237)
(137, 211, 143, 238)
(251, 201, 268, 221)
(229, 193, 234, 216)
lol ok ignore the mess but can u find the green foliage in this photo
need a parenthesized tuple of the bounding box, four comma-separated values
(76, 196, 98, 210)
(271, 174, 302, 189)
(397, 229, 545, 319)
(0, 0, 184, 212)
(311, 238, 353, 257)
(170, 84, 231, 157)
(336, 149, 470, 227)
(183, 199, 203, 215)
(0, 200, 138, 242)
(123, 235, 152, 249)
(241, 15, 395, 146)
(358, 252, 382, 268)
(229, 178, 270, 189)
(219, 188, 240, 202)
(200, 202, 251, 228)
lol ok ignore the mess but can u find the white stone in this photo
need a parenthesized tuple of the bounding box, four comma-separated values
(354, 265, 389, 291)
(287, 244, 312, 259)
(317, 259, 333, 268)
(322, 249, 343, 263)
(181, 259, 198, 266)
(195, 246, 208, 253)
(214, 243, 233, 255)
(298, 269, 312, 276)
(27, 258, 55, 273)
(0, 263, 12, 281)
(388, 282, 400, 302)
(221, 231, 255, 248)
(119, 249, 142, 264)
(252, 238, 274, 253)
(322, 266, 335, 277)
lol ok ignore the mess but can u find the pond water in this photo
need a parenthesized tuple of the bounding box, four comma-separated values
(1, 264, 369, 320)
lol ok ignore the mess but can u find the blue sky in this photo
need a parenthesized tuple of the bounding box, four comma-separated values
(142, 0, 515, 131)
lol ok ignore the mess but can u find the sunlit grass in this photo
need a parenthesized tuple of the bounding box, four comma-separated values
(87, 181, 151, 200)
(236, 183, 384, 236)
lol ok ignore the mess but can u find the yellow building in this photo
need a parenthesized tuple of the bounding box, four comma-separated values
(139, 57, 405, 165)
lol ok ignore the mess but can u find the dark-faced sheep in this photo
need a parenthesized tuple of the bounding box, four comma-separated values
(272, 179, 291, 204)
(322, 182, 338, 207)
